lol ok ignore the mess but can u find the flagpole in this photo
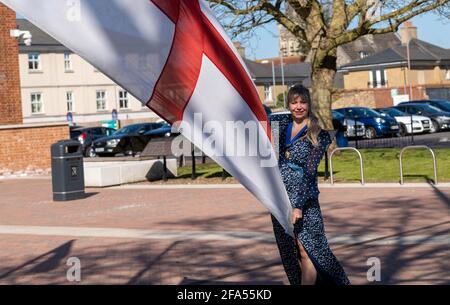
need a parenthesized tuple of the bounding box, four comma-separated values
(280, 51, 286, 108)
(407, 39, 413, 100)
(271, 60, 277, 107)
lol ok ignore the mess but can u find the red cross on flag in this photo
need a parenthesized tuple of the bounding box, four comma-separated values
(2, 0, 294, 235)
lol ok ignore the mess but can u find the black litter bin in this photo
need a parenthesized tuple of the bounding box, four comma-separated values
(51, 140, 85, 201)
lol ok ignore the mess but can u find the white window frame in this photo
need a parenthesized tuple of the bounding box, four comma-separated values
(28, 53, 41, 71)
(96, 90, 107, 111)
(264, 84, 273, 102)
(369, 71, 374, 88)
(118, 90, 129, 109)
(66, 91, 74, 112)
(360, 51, 369, 59)
(31, 92, 43, 114)
(64, 53, 73, 72)
(445, 69, 450, 80)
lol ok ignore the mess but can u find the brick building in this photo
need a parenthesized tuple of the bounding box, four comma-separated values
(0, 4, 69, 175)
(336, 22, 450, 108)
(0, 4, 21, 125)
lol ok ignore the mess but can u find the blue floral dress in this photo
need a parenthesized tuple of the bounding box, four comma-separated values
(270, 113, 351, 285)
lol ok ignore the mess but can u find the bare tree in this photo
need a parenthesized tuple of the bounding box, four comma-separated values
(208, 0, 450, 129)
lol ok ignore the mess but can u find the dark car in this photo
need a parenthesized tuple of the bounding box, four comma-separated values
(70, 126, 116, 156)
(143, 122, 178, 138)
(400, 99, 450, 112)
(91, 122, 166, 157)
(332, 110, 365, 138)
(334, 107, 399, 139)
(394, 103, 450, 133)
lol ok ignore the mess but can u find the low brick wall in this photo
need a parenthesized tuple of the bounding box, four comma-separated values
(332, 86, 429, 109)
(332, 89, 377, 109)
(0, 122, 69, 174)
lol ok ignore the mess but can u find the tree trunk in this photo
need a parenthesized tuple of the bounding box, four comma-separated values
(310, 66, 336, 130)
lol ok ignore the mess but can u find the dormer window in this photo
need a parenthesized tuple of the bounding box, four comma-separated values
(359, 51, 369, 59)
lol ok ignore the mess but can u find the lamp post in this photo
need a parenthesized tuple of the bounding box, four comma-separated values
(271, 60, 277, 107)
(280, 47, 286, 108)
(406, 39, 413, 100)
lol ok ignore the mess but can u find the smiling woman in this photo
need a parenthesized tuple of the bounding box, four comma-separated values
(270, 85, 351, 285)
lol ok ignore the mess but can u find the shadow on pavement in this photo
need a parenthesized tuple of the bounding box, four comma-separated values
(0, 240, 75, 280)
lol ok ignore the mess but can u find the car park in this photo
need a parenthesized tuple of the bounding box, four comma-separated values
(376, 107, 431, 135)
(91, 122, 166, 157)
(70, 126, 117, 156)
(394, 103, 450, 133)
(400, 99, 450, 113)
(334, 107, 399, 139)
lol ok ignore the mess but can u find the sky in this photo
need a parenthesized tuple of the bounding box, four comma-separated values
(244, 12, 450, 60)
(16, 9, 450, 61)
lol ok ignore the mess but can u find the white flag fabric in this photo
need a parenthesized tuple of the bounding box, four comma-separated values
(1, 0, 294, 235)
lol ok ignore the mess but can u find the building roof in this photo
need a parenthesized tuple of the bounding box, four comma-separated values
(339, 33, 401, 65)
(17, 19, 70, 53)
(255, 56, 305, 65)
(339, 38, 450, 71)
(244, 58, 310, 85)
(16, 18, 310, 85)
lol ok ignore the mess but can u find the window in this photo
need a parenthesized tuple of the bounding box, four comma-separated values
(96, 90, 107, 111)
(264, 84, 273, 102)
(28, 53, 41, 71)
(66, 91, 74, 112)
(118, 90, 129, 109)
(369, 69, 388, 88)
(64, 53, 72, 71)
(31, 93, 43, 114)
(445, 69, 450, 80)
(359, 51, 369, 59)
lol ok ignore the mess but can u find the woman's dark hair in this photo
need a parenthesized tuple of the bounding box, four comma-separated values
(287, 84, 311, 106)
(287, 84, 321, 146)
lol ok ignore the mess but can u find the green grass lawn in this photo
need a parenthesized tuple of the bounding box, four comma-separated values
(318, 148, 450, 183)
(177, 162, 229, 179)
(177, 148, 450, 183)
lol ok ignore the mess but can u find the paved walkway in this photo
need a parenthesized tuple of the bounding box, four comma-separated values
(0, 178, 448, 285)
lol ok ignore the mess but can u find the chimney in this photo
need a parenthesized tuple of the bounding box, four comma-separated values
(400, 21, 418, 45)
(233, 41, 246, 58)
(0, 3, 23, 125)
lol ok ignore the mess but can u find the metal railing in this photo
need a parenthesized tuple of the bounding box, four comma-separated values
(399, 145, 438, 185)
(329, 147, 365, 185)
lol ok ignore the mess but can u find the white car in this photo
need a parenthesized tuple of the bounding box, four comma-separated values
(377, 108, 431, 135)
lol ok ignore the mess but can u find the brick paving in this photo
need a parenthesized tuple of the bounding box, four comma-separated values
(0, 178, 448, 285)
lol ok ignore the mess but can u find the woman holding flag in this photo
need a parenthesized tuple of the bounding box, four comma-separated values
(271, 85, 351, 285)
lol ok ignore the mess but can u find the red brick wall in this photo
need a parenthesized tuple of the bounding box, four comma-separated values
(333, 86, 429, 109)
(0, 124, 69, 172)
(0, 4, 22, 125)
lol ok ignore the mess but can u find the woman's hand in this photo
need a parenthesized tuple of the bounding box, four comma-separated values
(291, 208, 303, 224)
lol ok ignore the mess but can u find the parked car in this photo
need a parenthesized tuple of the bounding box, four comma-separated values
(375, 107, 431, 135)
(91, 122, 166, 157)
(332, 110, 365, 138)
(394, 103, 450, 133)
(70, 126, 117, 156)
(334, 107, 399, 139)
(400, 99, 450, 112)
(143, 122, 178, 138)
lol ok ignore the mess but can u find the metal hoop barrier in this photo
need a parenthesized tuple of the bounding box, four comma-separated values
(399, 145, 438, 185)
(329, 147, 365, 185)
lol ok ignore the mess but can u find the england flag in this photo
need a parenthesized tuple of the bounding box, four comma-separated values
(1, 0, 294, 235)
